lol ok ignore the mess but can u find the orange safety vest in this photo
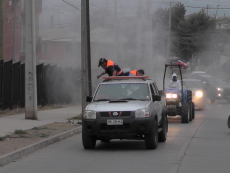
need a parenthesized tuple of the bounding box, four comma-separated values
(130, 70, 137, 76)
(106, 60, 115, 68)
(106, 60, 123, 75)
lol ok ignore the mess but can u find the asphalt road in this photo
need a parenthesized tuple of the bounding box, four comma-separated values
(1, 100, 230, 173)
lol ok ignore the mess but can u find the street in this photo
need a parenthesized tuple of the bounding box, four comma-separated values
(0, 100, 229, 173)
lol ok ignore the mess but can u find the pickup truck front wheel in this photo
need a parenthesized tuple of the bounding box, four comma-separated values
(82, 132, 96, 149)
(145, 119, 158, 149)
(158, 114, 168, 142)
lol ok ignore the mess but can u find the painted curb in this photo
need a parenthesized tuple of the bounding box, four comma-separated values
(0, 126, 82, 167)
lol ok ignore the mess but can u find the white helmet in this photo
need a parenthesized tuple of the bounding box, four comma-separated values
(172, 73, 177, 78)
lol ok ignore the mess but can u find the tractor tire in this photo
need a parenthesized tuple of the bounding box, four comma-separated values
(189, 104, 193, 121)
(181, 103, 190, 124)
(158, 113, 168, 142)
(192, 102, 195, 120)
(187, 90, 192, 104)
(145, 119, 158, 149)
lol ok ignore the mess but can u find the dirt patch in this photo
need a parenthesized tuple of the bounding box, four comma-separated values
(0, 122, 80, 157)
(0, 104, 76, 117)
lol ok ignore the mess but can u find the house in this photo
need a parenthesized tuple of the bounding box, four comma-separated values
(216, 17, 230, 30)
(39, 27, 81, 66)
(4, 0, 42, 62)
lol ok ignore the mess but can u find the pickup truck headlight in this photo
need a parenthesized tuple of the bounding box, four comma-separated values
(196, 91, 203, 97)
(217, 88, 223, 92)
(83, 110, 96, 119)
(135, 109, 150, 118)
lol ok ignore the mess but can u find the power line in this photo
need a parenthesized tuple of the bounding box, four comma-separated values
(62, 0, 80, 11)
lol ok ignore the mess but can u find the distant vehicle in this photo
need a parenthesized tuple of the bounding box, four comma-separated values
(191, 75, 230, 103)
(182, 79, 206, 110)
(83, 76, 168, 149)
(189, 71, 206, 79)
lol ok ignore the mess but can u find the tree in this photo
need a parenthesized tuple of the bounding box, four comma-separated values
(174, 9, 216, 60)
(152, 2, 186, 55)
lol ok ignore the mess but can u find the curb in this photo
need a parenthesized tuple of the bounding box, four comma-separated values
(0, 126, 82, 167)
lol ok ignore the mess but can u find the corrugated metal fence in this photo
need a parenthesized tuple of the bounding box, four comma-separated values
(0, 60, 81, 110)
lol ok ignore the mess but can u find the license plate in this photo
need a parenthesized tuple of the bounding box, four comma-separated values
(107, 119, 123, 125)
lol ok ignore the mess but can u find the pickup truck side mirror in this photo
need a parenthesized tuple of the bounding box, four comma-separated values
(86, 96, 93, 102)
(153, 95, 161, 101)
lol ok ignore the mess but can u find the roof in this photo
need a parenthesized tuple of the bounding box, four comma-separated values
(101, 77, 154, 84)
(182, 79, 202, 82)
(191, 71, 206, 74)
(39, 27, 81, 42)
(200, 75, 212, 78)
(102, 80, 153, 84)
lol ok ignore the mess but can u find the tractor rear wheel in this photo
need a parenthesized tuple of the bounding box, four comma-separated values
(181, 103, 190, 123)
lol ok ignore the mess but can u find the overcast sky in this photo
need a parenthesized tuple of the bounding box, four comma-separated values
(45, 0, 230, 17)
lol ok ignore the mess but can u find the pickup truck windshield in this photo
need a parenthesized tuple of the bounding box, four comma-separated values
(94, 83, 150, 101)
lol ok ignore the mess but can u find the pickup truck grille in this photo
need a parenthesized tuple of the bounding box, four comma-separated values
(99, 111, 132, 117)
(100, 124, 130, 131)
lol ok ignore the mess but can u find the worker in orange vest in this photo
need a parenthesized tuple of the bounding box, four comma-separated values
(97, 58, 124, 79)
(124, 69, 145, 76)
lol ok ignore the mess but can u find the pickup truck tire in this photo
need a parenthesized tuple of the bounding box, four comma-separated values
(181, 103, 190, 123)
(158, 114, 168, 142)
(145, 119, 158, 149)
(82, 132, 96, 149)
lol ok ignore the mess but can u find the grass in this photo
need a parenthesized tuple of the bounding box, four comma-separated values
(19, 135, 28, 138)
(68, 115, 82, 120)
(39, 133, 49, 138)
(32, 127, 56, 130)
(14, 129, 28, 135)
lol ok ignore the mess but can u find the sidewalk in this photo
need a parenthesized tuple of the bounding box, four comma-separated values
(0, 105, 82, 137)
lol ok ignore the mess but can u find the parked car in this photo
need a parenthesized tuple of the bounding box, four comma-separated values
(82, 76, 168, 149)
(191, 75, 230, 103)
(182, 79, 206, 110)
(189, 71, 206, 79)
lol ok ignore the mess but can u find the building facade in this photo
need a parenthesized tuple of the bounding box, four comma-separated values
(4, 0, 42, 62)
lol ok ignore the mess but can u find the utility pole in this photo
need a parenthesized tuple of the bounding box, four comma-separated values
(145, 0, 153, 76)
(136, 0, 142, 69)
(207, 5, 209, 16)
(114, 0, 119, 63)
(81, 0, 91, 113)
(0, 0, 5, 60)
(215, 5, 221, 19)
(25, 0, 37, 120)
(167, 2, 172, 60)
(86, 0, 92, 97)
(13, 0, 20, 62)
